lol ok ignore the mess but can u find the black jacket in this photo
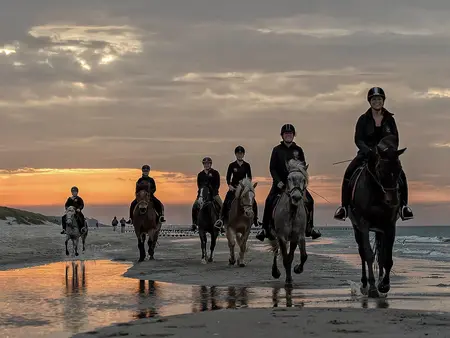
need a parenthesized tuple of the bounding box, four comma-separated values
(136, 176, 156, 194)
(269, 141, 306, 186)
(197, 169, 221, 196)
(355, 108, 399, 156)
(226, 160, 252, 187)
(65, 196, 84, 210)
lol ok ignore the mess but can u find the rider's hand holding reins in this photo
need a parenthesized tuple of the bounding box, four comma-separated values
(228, 185, 235, 191)
(277, 181, 284, 189)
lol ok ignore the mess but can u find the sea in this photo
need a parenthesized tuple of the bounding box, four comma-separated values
(313, 225, 450, 263)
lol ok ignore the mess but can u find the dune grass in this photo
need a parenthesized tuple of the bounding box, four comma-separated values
(0, 206, 61, 225)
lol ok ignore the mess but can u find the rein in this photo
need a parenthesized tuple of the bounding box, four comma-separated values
(366, 159, 399, 194)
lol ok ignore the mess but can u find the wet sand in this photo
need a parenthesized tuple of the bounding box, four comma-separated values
(74, 307, 450, 338)
(1, 222, 449, 338)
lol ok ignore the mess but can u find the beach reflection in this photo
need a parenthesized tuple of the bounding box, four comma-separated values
(0, 259, 449, 338)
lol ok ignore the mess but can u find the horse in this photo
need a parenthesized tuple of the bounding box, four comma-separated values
(196, 184, 220, 264)
(348, 135, 405, 298)
(132, 189, 161, 262)
(270, 159, 309, 288)
(64, 206, 88, 256)
(226, 178, 258, 267)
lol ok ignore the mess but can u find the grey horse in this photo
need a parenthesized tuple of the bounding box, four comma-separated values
(65, 206, 88, 256)
(270, 159, 309, 287)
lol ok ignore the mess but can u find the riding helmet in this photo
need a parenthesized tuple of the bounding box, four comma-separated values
(367, 87, 386, 102)
(280, 123, 296, 136)
(71, 186, 79, 192)
(202, 157, 212, 163)
(141, 164, 150, 171)
(234, 145, 245, 154)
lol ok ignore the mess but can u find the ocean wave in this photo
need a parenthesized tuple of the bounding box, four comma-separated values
(395, 235, 449, 244)
(394, 247, 449, 258)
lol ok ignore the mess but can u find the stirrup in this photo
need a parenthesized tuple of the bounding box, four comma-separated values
(400, 206, 413, 221)
(333, 206, 347, 221)
(214, 219, 224, 229)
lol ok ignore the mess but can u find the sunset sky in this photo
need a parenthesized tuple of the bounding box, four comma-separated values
(1, 0, 450, 224)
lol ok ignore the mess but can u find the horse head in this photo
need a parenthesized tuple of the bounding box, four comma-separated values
(65, 206, 77, 228)
(373, 135, 406, 207)
(136, 190, 151, 215)
(285, 159, 309, 207)
(197, 184, 213, 209)
(235, 178, 258, 219)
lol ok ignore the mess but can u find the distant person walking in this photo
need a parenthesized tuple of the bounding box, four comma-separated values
(112, 216, 118, 231)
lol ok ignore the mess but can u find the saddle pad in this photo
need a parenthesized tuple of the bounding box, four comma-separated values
(350, 166, 365, 203)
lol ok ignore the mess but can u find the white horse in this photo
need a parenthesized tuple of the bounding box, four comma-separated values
(65, 206, 88, 256)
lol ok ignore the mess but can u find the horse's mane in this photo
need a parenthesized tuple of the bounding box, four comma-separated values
(235, 177, 254, 197)
(378, 135, 399, 152)
(287, 159, 309, 185)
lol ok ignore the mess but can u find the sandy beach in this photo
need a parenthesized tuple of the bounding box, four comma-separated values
(1, 221, 449, 338)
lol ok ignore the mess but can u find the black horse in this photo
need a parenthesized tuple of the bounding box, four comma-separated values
(196, 184, 221, 264)
(348, 135, 406, 298)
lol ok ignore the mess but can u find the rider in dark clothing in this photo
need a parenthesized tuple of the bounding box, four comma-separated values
(128, 164, 166, 224)
(61, 186, 86, 234)
(215, 146, 259, 231)
(334, 87, 414, 221)
(256, 124, 322, 241)
(191, 157, 222, 231)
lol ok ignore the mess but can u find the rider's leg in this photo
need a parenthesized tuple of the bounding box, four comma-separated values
(334, 155, 364, 221)
(78, 212, 86, 232)
(61, 214, 67, 234)
(399, 169, 413, 220)
(304, 190, 321, 239)
(218, 190, 233, 225)
(252, 199, 260, 227)
(127, 199, 137, 223)
(152, 195, 166, 222)
(191, 201, 199, 231)
(256, 186, 278, 241)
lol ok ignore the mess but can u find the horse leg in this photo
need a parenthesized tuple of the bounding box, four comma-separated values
(82, 234, 86, 252)
(73, 238, 79, 257)
(65, 237, 70, 256)
(227, 227, 236, 265)
(378, 225, 395, 294)
(199, 230, 207, 264)
(237, 229, 250, 267)
(271, 247, 281, 279)
(279, 239, 293, 287)
(361, 229, 378, 297)
(354, 228, 368, 295)
(208, 230, 218, 263)
(147, 235, 154, 260)
(375, 232, 384, 282)
(137, 233, 146, 262)
(294, 233, 308, 274)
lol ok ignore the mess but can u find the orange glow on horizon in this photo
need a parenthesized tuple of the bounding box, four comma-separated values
(0, 168, 449, 207)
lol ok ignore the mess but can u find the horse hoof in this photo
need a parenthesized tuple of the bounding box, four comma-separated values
(229, 259, 236, 266)
(285, 281, 293, 288)
(201, 259, 207, 265)
(138, 257, 145, 262)
(65, 252, 69, 256)
(293, 264, 303, 274)
(378, 283, 390, 294)
(360, 286, 368, 296)
(75, 253, 79, 257)
(239, 262, 246, 267)
(272, 268, 281, 279)
(149, 256, 155, 260)
(368, 287, 380, 298)
(208, 257, 213, 263)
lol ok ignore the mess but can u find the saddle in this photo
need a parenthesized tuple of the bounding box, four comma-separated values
(349, 165, 365, 204)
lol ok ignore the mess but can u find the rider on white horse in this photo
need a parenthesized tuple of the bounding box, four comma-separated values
(61, 186, 86, 234)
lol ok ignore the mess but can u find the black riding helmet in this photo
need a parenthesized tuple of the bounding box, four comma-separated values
(280, 123, 296, 136)
(141, 164, 150, 171)
(234, 145, 245, 154)
(367, 87, 386, 102)
(202, 157, 212, 163)
(71, 186, 79, 192)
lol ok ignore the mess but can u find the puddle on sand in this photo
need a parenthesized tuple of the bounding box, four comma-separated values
(1, 260, 450, 338)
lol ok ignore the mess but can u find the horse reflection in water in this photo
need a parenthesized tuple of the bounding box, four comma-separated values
(191, 286, 249, 312)
(272, 287, 304, 308)
(63, 261, 88, 333)
(134, 280, 158, 319)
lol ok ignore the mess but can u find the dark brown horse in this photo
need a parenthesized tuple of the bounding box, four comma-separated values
(133, 190, 160, 262)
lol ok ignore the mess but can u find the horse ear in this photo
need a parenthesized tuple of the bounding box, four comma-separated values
(397, 148, 407, 156)
(305, 163, 309, 171)
(253, 182, 258, 188)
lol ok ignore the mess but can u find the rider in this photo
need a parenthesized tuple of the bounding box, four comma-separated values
(127, 165, 166, 224)
(333, 87, 414, 221)
(191, 157, 222, 231)
(256, 124, 322, 242)
(61, 186, 86, 234)
(215, 146, 259, 231)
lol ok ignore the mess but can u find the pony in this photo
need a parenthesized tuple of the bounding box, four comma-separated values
(348, 135, 405, 298)
(133, 189, 161, 262)
(226, 177, 258, 267)
(270, 159, 309, 287)
(196, 184, 220, 264)
(64, 206, 88, 256)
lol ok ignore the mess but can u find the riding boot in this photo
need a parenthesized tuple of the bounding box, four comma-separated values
(157, 202, 166, 223)
(61, 216, 67, 234)
(399, 173, 414, 221)
(305, 204, 322, 240)
(127, 199, 137, 224)
(334, 178, 350, 221)
(256, 194, 276, 242)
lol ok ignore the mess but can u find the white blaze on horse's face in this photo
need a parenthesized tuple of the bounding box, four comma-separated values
(243, 190, 255, 218)
(287, 172, 305, 206)
(65, 207, 76, 225)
